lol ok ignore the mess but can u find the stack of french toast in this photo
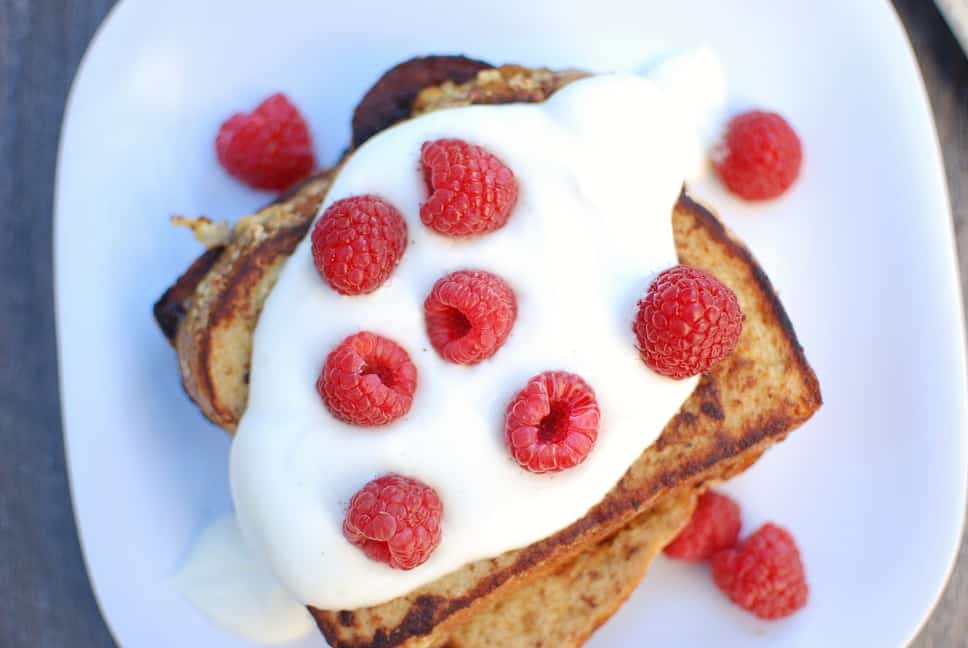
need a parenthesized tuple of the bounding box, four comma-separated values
(155, 55, 821, 648)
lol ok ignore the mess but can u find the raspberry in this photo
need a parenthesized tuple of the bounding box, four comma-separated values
(317, 332, 417, 426)
(343, 474, 443, 570)
(215, 93, 316, 192)
(419, 138, 518, 237)
(634, 265, 743, 379)
(713, 110, 802, 201)
(663, 491, 741, 562)
(311, 195, 408, 295)
(424, 270, 517, 365)
(505, 371, 600, 473)
(711, 523, 808, 620)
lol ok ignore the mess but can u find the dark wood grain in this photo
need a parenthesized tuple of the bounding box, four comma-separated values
(0, 1, 964, 646)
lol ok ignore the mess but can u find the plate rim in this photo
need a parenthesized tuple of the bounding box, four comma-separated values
(54, 1, 146, 644)
(882, 3, 968, 642)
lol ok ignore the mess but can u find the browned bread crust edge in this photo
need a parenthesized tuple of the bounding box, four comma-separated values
(440, 488, 698, 648)
(352, 55, 493, 148)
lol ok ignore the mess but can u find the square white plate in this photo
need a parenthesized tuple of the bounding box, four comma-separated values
(55, 1, 967, 646)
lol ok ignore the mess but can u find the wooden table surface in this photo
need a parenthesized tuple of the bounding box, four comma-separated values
(1, 1, 965, 646)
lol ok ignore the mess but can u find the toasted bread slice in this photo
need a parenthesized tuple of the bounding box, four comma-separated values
(155, 61, 821, 647)
(158, 174, 333, 430)
(438, 489, 696, 648)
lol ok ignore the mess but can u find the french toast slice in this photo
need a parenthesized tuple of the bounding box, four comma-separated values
(438, 488, 697, 648)
(155, 59, 821, 647)
(157, 173, 334, 430)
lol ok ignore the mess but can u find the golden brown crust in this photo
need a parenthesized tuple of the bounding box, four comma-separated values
(439, 489, 697, 648)
(412, 66, 588, 114)
(153, 246, 225, 343)
(352, 56, 493, 148)
(173, 173, 333, 430)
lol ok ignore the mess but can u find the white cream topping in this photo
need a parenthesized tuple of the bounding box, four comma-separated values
(646, 46, 728, 153)
(179, 48, 726, 636)
(174, 515, 313, 643)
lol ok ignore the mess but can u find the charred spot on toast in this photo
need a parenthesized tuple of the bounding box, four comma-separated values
(696, 378, 725, 421)
(338, 610, 356, 627)
(153, 246, 224, 343)
(317, 595, 447, 648)
(352, 55, 494, 148)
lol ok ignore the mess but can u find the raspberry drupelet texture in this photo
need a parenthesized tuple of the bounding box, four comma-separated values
(419, 138, 518, 237)
(311, 195, 408, 295)
(505, 371, 600, 474)
(317, 332, 417, 426)
(424, 270, 517, 365)
(634, 265, 743, 379)
(663, 490, 742, 562)
(343, 474, 443, 570)
(711, 523, 809, 620)
(215, 93, 316, 192)
(713, 110, 802, 201)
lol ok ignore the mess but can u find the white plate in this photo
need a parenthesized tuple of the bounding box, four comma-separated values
(55, 1, 967, 646)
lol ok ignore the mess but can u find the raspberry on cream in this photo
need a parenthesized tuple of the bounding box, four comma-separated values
(419, 138, 518, 237)
(343, 474, 443, 570)
(505, 371, 601, 473)
(424, 270, 517, 365)
(317, 331, 417, 426)
(311, 195, 408, 295)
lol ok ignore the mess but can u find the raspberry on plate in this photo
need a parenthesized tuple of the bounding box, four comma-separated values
(343, 474, 443, 570)
(713, 110, 802, 201)
(215, 93, 316, 192)
(317, 331, 417, 426)
(311, 195, 408, 295)
(634, 265, 743, 379)
(663, 490, 741, 562)
(711, 523, 808, 620)
(505, 371, 600, 474)
(419, 138, 518, 237)
(424, 270, 517, 365)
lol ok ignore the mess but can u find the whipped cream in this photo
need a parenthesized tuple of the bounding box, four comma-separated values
(174, 515, 313, 643)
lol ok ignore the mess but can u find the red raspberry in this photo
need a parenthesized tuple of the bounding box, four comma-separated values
(711, 523, 809, 620)
(343, 474, 443, 570)
(215, 93, 316, 192)
(317, 332, 417, 426)
(713, 110, 802, 201)
(634, 265, 743, 379)
(424, 270, 517, 365)
(311, 195, 408, 295)
(663, 491, 741, 562)
(419, 138, 518, 237)
(505, 371, 600, 474)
